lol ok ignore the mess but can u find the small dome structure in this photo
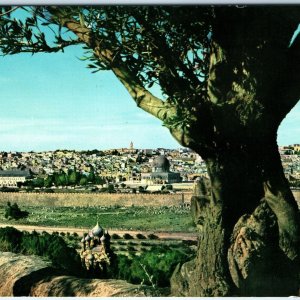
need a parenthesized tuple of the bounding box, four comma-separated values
(100, 235, 106, 242)
(87, 253, 93, 260)
(92, 222, 103, 237)
(85, 235, 91, 241)
(152, 155, 170, 172)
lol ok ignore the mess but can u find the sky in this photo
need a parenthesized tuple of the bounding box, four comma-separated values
(0, 43, 299, 152)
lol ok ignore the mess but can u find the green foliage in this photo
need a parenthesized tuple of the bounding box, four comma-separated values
(107, 184, 115, 193)
(95, 176, 106, 185)
(0, 226, 23, 252)
(123, 233, 133, 240)
(136, 233, 146, 239)
(147, 233, 159, 240)
(0, 6, 213, 131)
(115, 255, 133, 280)
(54, 172, 68, 187)
(87, 171, 96, 183)
(111, 233, 121, 239)
(4, 202, 29, 220)
(165, 184, 173, 191)
(0, 205, 195, 232)
(44, 176, 53, 188)
(115, 246, 194, 287)
(30, 169, 106, 188)
(32, 177, 44, 188)
(79, 176, 88, 186)
(68, 169, 80, 186)
(0, 227, 83, 275)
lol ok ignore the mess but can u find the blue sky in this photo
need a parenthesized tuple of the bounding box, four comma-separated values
(0, 44, 299, 151)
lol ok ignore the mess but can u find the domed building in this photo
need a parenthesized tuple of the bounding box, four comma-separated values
(80, 222, 115, 277)
(152, 155, 170, 173)
(141, 155, 181, 184)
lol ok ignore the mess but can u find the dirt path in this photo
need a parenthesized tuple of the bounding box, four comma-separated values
(0, 223, 197, 241)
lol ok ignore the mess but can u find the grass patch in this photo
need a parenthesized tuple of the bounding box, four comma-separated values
(0, 205, 195, 232)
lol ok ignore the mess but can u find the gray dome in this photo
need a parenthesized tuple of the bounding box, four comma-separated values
(152, 155, 170, 172)
(92, 222, 103, 237)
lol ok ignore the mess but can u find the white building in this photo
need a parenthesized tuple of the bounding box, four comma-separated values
(0, 169, 31, 187)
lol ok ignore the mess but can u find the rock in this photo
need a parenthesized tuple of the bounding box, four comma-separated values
(0, 251, 56, 296)
(30, 276, 156, 297)
(0, 251, 166, 296)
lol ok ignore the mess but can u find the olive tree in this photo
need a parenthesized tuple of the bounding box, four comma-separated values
(0, 6, 300, 296)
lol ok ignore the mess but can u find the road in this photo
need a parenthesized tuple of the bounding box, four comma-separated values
(0, 223, 198, 241)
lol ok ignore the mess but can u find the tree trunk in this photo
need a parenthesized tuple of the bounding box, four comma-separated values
(170, 8, 300, 296)
(171, 141, 300, 296)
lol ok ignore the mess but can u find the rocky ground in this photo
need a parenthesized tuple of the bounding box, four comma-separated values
(0, 252, 169, 297)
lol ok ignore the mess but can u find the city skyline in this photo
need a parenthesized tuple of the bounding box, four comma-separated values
(0, 44, 299, 152)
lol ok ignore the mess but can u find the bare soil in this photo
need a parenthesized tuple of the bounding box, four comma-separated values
(0, 223, 197, 241)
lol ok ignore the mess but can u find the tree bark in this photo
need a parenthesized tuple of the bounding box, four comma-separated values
(171, 141, 300, 296)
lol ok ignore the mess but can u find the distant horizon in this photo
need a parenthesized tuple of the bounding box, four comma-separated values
(0, 142, 298, 153)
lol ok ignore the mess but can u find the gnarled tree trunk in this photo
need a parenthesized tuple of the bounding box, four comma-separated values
(171, 140, 300, 296)
(171, 7, 300, 296)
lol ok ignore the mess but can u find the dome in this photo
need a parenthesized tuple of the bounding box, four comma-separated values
(87, 253, 93, 260)
(92, 222, 103, 237)
(100, 235, 106, 242)
(152, 155, 170, 172)
(85, 235, 91, 241)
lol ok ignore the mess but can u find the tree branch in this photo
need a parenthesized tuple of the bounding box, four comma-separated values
(132, 11, 203, 93)
(0, 6, 20, 17)
(51, 9, 177, 123)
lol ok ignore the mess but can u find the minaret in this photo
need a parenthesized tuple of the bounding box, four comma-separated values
(130, 141, 133, 150)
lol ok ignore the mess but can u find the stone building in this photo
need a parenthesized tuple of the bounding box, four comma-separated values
(141, 155, 181, 184)
(0, 169, 31, 187)
(80, 222, 114, 277)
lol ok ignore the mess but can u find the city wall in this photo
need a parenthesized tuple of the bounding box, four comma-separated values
(0, 190, 298, 208)
(0, 192, 191, 207)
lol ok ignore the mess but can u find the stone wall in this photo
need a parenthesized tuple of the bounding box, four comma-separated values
(0, 192, 192, 207)
(0, 190, 298, 208)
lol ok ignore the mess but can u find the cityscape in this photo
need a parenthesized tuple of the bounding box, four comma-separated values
(0, 5, 300, 297)
(0, 142, 299, 193)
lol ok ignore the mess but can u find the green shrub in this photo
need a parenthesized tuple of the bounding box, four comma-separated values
(111, 233, 121, 239)
(115, 246, 194, 287)
(0, 227, 23, 252)
(123, 233, 133, 240)
(0, 227, 83, 276)
(117, 241, 126, 245)
(147, 234, 158, 240)
(4, 202, 29, 220)
(115, 255, 133, 280)
(140, 241, 150, 246)
(136, 233, 146, 239)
